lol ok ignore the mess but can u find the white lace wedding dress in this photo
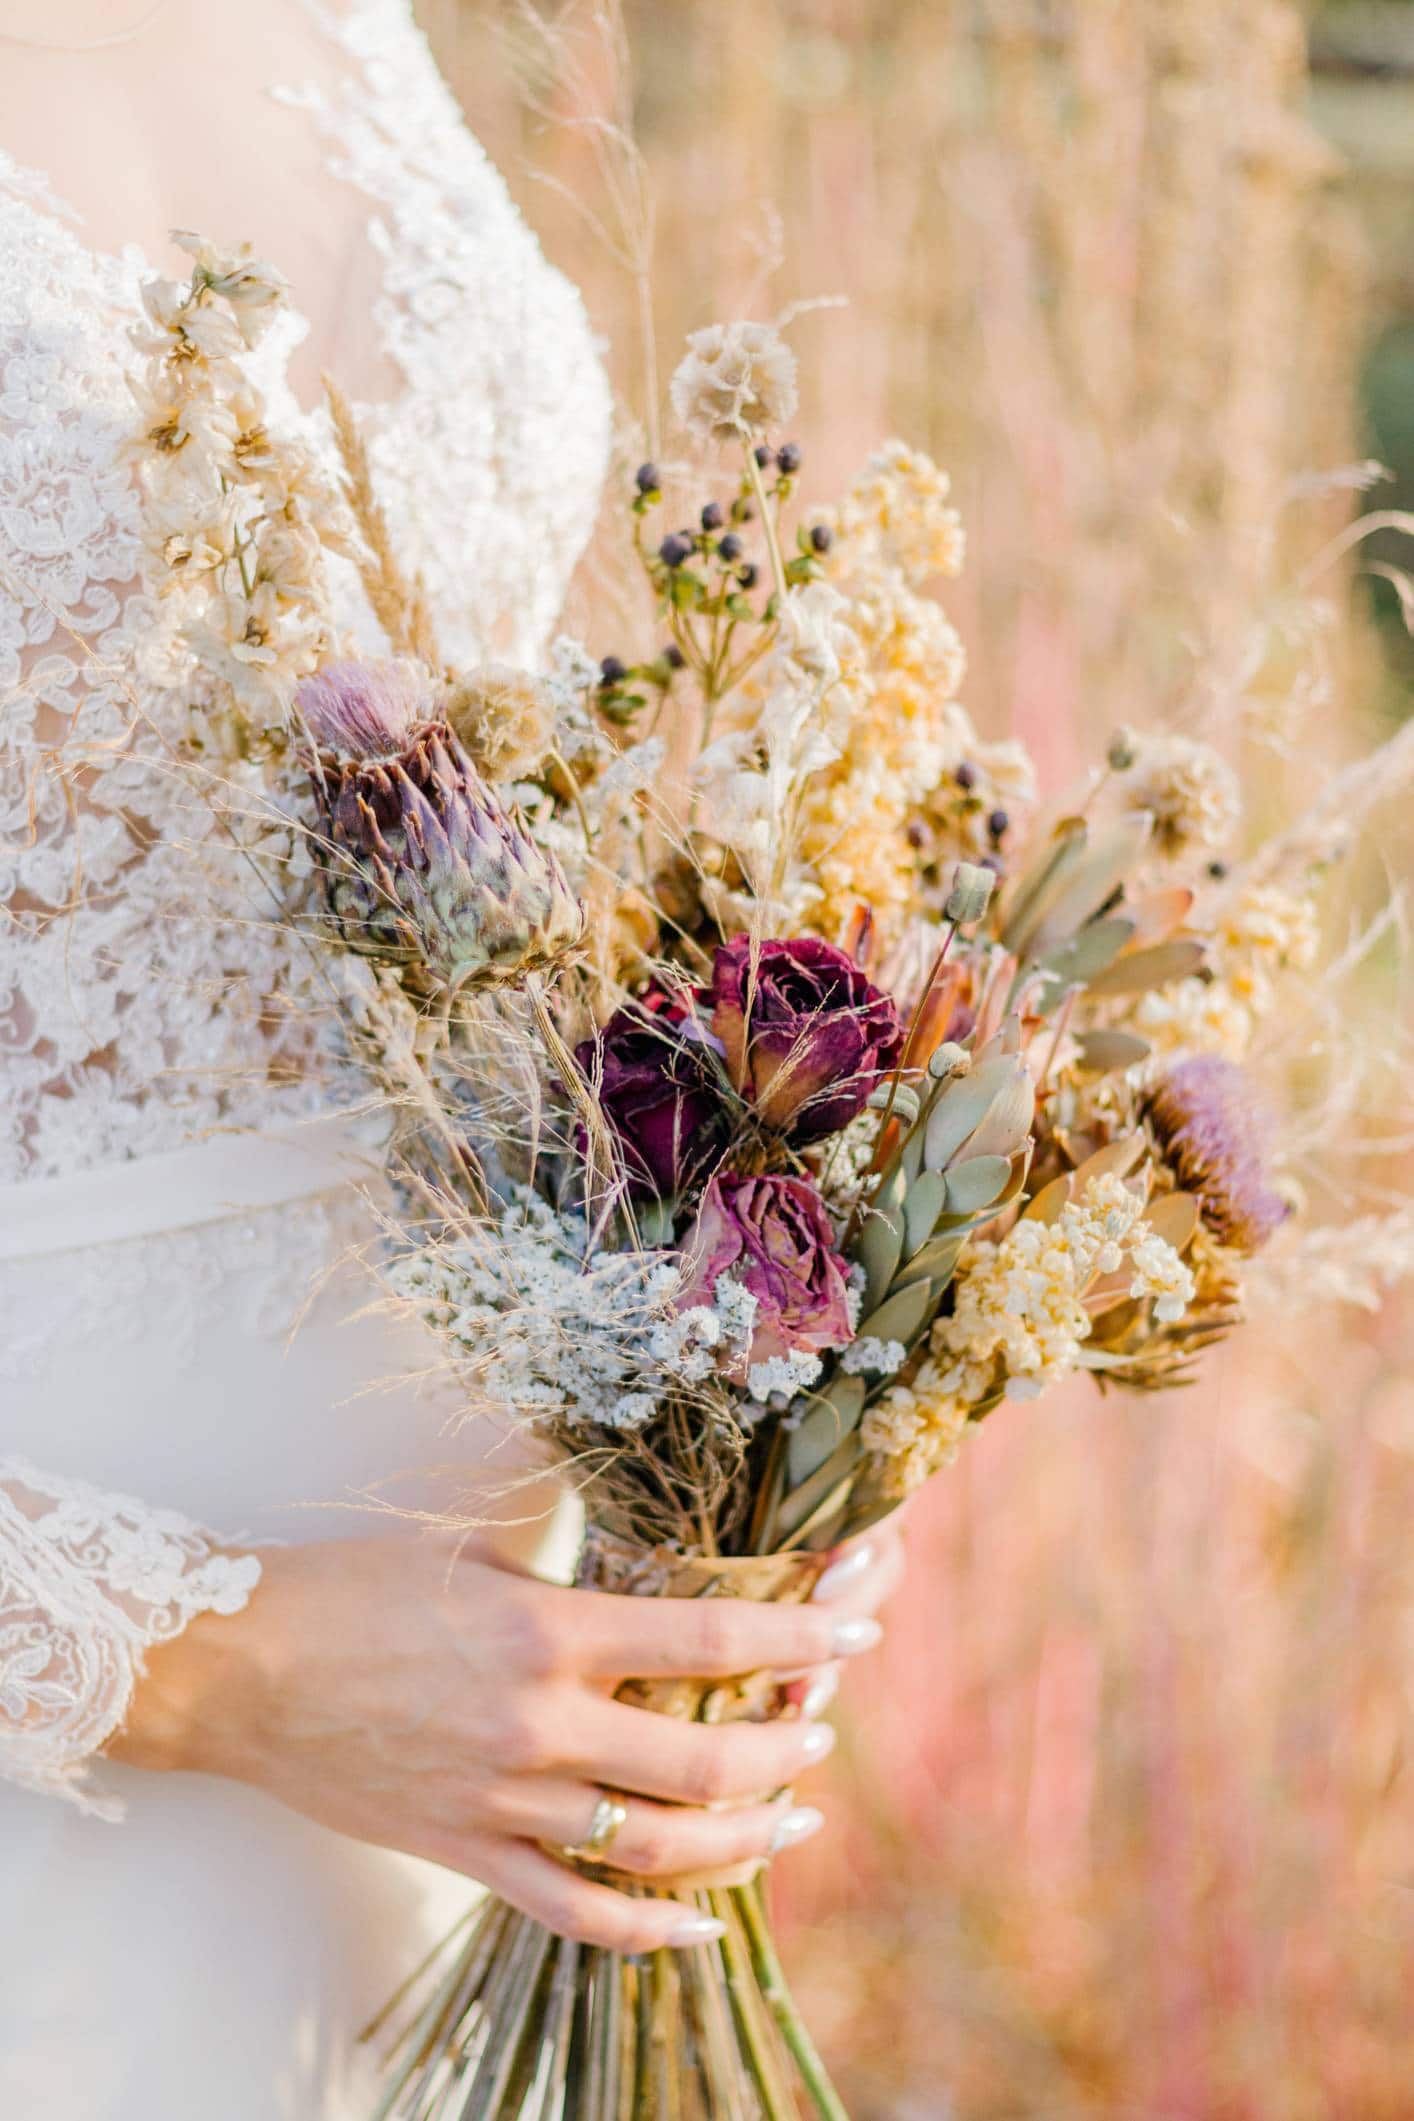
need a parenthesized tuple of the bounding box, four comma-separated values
(0, 5, 610, 2113)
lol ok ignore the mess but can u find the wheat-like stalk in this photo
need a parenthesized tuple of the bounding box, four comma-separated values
(323, 376, 443, 670)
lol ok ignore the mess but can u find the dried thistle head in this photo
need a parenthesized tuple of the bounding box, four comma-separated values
(442, 663, 557, 783)
(1145, 1055, 1288, 1252)
(296, 658, 425, 758)
(297, 661, 582, 991)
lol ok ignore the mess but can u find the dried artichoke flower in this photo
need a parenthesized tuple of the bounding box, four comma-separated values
(298, 660, 582, 992)
(1145, 1055, 1288, 1252)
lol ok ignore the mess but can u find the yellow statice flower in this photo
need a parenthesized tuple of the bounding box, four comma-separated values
(830, 439, 966, 587)
(1219, 881, 1319, 1012)
(1136, 975, 1254, 1061)
(861, 1367, 972, 1496)
(932, 1173, 1195, 1404)
(794, 540, 973, 943)
(862, 1175, 1196, 1496)
(1134, 879, 1318, 1060)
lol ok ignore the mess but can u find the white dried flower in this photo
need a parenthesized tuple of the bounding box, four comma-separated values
(841, 1336, 906, 1377)
(670, 321, 798, 443)
(1126, 734, 1241, 858)
(443, 663, 557, 783)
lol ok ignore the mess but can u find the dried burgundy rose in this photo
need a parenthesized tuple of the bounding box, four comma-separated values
(709, 934, 903, 1143)
(676, 1171, 854, 1382)
(574, 988, 729, 1200)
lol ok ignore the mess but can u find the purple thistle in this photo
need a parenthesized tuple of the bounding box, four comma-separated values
(296, 659, 582, 989)
(1145, 1056, 1288, 1253)
(296, 660, 423, 760)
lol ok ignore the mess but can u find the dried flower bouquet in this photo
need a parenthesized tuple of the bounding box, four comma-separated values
(127, 237, 1412, 2119)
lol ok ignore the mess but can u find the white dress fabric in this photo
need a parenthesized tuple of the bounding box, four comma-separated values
(0, 3, 611, 2112)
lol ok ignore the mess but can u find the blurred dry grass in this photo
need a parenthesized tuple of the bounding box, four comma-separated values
(421, 4, 1414, 2112)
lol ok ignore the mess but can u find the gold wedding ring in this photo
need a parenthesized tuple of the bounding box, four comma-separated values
(562, 1793, 628, 1860)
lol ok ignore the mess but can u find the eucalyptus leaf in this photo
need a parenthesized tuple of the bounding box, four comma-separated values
(1023, 1172, 1073, 1224)
(1071, 1133, 1146, 1185)
(894, 1233, 966, 1290)
(1039, 915, 1136, 988)
(785, 1375, 867, 1488)
(1025, 812, 1154, 959)
(855, 1199, 905, 1308)
(943, 1153, 1013, 1215)
(853, 1279, 935, 1348)
(1144, 1190, 1201, 1251)
(1074, 1028, 1152, 1073)
(923, 1056, 1015, 1171)
(999, 816, 1089, 956)
(1081, 938, 1207, 998)
(961, 1066, 1035, 1160)
(903, 1170, 948, 1256)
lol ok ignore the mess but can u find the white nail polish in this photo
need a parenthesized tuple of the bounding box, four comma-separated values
(770, 1805, 825, 1854)
(802, 1669, 839, 1720)
(813, 1543, 874, 1603)
(666, 1915, 726, 1948)
(800, 1723, 837, 1764)
(832, 1617, 883, 1657)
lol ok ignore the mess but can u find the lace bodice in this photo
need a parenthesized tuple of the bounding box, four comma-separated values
(0, 0, 610, 1806)
(0, 0, 611, 1190)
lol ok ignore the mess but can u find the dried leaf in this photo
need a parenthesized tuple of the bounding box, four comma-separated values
(1074, 1028, 1152, 1073)
(1082, 938, 1207, 998)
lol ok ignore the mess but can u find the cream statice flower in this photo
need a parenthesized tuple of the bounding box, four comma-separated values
(860, 1175, 1195, 1499)
(931, 1173, 1195, 1406)
(831, 439, 966, 586)
(1134, 879, 1319, 1060)
(1125, 733, 1241, 858)
(695, 580, 867, 924)
(670, 321, 799, 443)
(860, 1370, 971, 1495)
(1219, 881, 1319, 1011)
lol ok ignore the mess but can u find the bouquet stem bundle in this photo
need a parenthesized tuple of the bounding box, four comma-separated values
(367, 1537, 844, 2120)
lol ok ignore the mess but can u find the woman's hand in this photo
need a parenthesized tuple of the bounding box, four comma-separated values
(110, 1527, 901, 1954)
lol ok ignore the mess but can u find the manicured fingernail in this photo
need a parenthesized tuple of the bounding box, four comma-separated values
(800, 1723, 837, 1764)
(667, 1915, 726, 1948)
(770, 1805, 825, 1855)
(813, 1544, 875, 1603)
(832, 1617, 883, 1657)
(802, 1669, 839, 1719)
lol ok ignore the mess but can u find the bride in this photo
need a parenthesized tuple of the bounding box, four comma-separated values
(0, 2, 902, 2114)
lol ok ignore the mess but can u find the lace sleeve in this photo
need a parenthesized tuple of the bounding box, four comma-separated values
(0, 1459, 261, 1818)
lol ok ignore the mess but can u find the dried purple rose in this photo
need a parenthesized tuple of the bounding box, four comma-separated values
(575, 988, 730, 1200)
(298, 659, 582, 990)
(676, 1171, 854, 1382)
(709, 935, 904, 1143)
(1145, 1055, 1288, 1252)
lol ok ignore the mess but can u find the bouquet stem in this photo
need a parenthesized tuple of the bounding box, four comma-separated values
(366, 1879, 846, 2119)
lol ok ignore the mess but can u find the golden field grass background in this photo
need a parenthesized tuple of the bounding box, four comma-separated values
(420, 5, 1414, 2112)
